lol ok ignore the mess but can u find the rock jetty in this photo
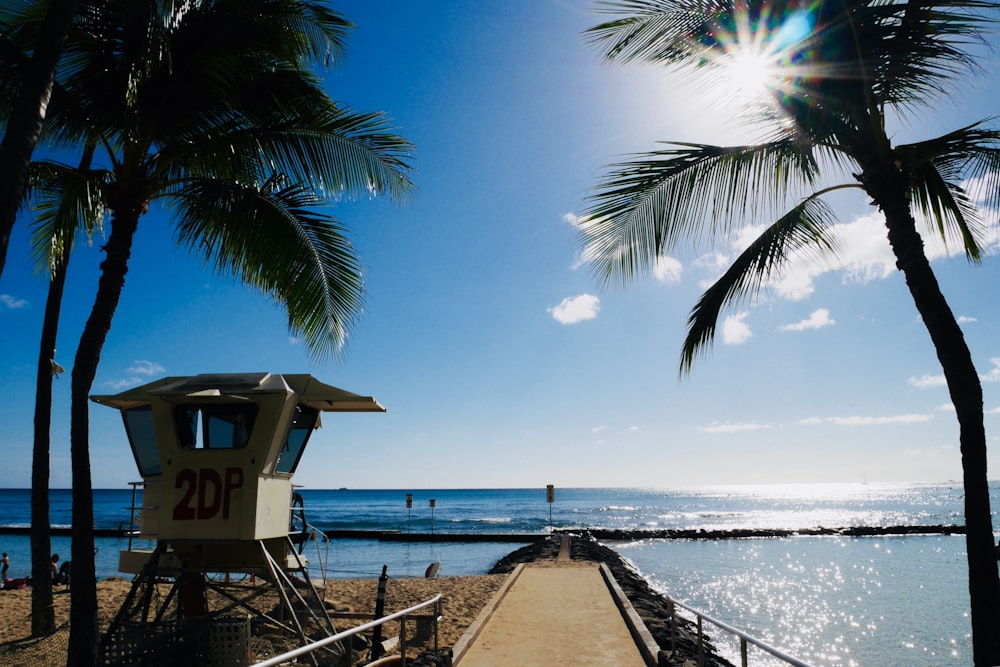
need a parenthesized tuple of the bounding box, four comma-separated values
(489, 532, 735, 667)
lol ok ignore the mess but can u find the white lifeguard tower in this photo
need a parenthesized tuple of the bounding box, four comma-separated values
(91, 372, 385, 666)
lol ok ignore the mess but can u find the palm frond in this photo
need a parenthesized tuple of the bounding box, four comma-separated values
(586, 0, 711, 65)
(894, 123, 1000, 260)
(909, 160, 983, 261)
(919, 125, 1000, 226)
(171, 177, 364, 360)
(580, 139, 825, 287)
(298, 1, 353, 66)
(864, 0, 997, 110)
(680, 196, 840, 373)
(27, 159, 108, 274)
(168, 102, 416, 204)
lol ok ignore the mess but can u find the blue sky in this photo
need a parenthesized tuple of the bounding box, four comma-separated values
(2, 0, 1000, 491)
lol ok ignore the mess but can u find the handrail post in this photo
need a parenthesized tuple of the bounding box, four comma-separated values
(127, 481, 142, 551)
(741, 637, 748, 667)
(434, 598, 441, 651)
(697, 615, 704, 667)
(667, 599, 677, 656)
(399, 613, 408, 666)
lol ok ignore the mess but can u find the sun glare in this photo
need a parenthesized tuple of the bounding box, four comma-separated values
(704, 7, 816, 115)
(724, 49, 778, 104)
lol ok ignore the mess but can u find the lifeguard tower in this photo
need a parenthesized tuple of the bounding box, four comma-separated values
(91, 372, 385, 666)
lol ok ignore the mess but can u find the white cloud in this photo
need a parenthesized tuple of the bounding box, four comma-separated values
(957, 315, 977, 324)
(779, 308, 835, 332)
(800, 414, 933, 426)
(700, 207, 1000, 307)
(909, 373, 947, 389)
(962, 174, 1000, 208)
(570, 212, 685, 284)
(653, 256, 683, 284)
(105, 377, 142, 390)
(980, 358, 1000, 383)
(722, 311, 752, 345)
(900, 445, 953, 460)
(692, 252, 730, 290)
(693, 253, 730, 271)
(104, 360, 166, 390)
(549, 294, 600, 324)
(988, 406, 1000, 415)
(127, 360, 165, 376)
(700, 422, 770, 433)
(591, 424, 607, 434)
(0, 294, 27, 310)
(567, 213, 600, 270)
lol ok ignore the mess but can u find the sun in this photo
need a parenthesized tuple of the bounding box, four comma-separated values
(704, 7, 816, 113)
(722, 48, 780, 105)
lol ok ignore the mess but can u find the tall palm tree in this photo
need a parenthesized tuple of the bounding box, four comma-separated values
(26, 144, 101, 637)
(580, 0, 1000, 664)
(21, 1, 414, 663)
(0, 0, 79, 279)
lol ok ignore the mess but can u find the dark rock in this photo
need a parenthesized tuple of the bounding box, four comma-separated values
(405, 647, 452, 666)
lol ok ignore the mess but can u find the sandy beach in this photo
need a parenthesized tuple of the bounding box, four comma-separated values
(0, 573, 507, 665)
(0, 536, 727, 666)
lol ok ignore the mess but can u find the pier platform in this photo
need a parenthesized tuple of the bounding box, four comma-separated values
(452, 538, 659, 666)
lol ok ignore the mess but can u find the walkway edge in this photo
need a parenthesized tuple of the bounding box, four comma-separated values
(599, 563, 662, 667)
(452, 563, 527, 665)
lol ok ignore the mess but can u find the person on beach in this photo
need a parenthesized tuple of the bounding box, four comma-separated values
(50, 554, 60, 585)
(1, 552, 9, 580)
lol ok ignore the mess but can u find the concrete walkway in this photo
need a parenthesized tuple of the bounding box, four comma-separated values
(453, 560, 651, 667)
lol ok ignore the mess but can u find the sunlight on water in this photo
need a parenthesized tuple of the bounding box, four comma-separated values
(618, 535, 972, 666)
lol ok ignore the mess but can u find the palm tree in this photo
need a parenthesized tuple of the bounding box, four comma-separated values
(26, 144, 100, 637)
(21, 1, 414, 663)
(0, 0, 79, 279)
(580, 0, 1000, 664)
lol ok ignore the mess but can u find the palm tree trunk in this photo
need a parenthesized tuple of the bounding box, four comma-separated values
(879, 189, 1000, 666)
(67, 208, 141, 667)
(0, 0, 79, 279)
(30, 252, 70, 637)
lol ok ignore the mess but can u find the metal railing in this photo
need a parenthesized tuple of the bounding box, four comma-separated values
(664, 596, 816, 667)
(253, 594, 443, 667)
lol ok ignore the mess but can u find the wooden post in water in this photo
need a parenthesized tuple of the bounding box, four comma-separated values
(546, 484, 554, 531)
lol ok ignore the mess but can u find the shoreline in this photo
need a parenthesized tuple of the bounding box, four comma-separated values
(0, 534, 733, 666)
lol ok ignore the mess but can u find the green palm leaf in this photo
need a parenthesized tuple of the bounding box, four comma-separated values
(680, 197, 840, 373)
(582, 139, 824, 286)
(171, 177, 364, 359)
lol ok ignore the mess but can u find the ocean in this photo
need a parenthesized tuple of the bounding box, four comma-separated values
(0, 482, 995, 666)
